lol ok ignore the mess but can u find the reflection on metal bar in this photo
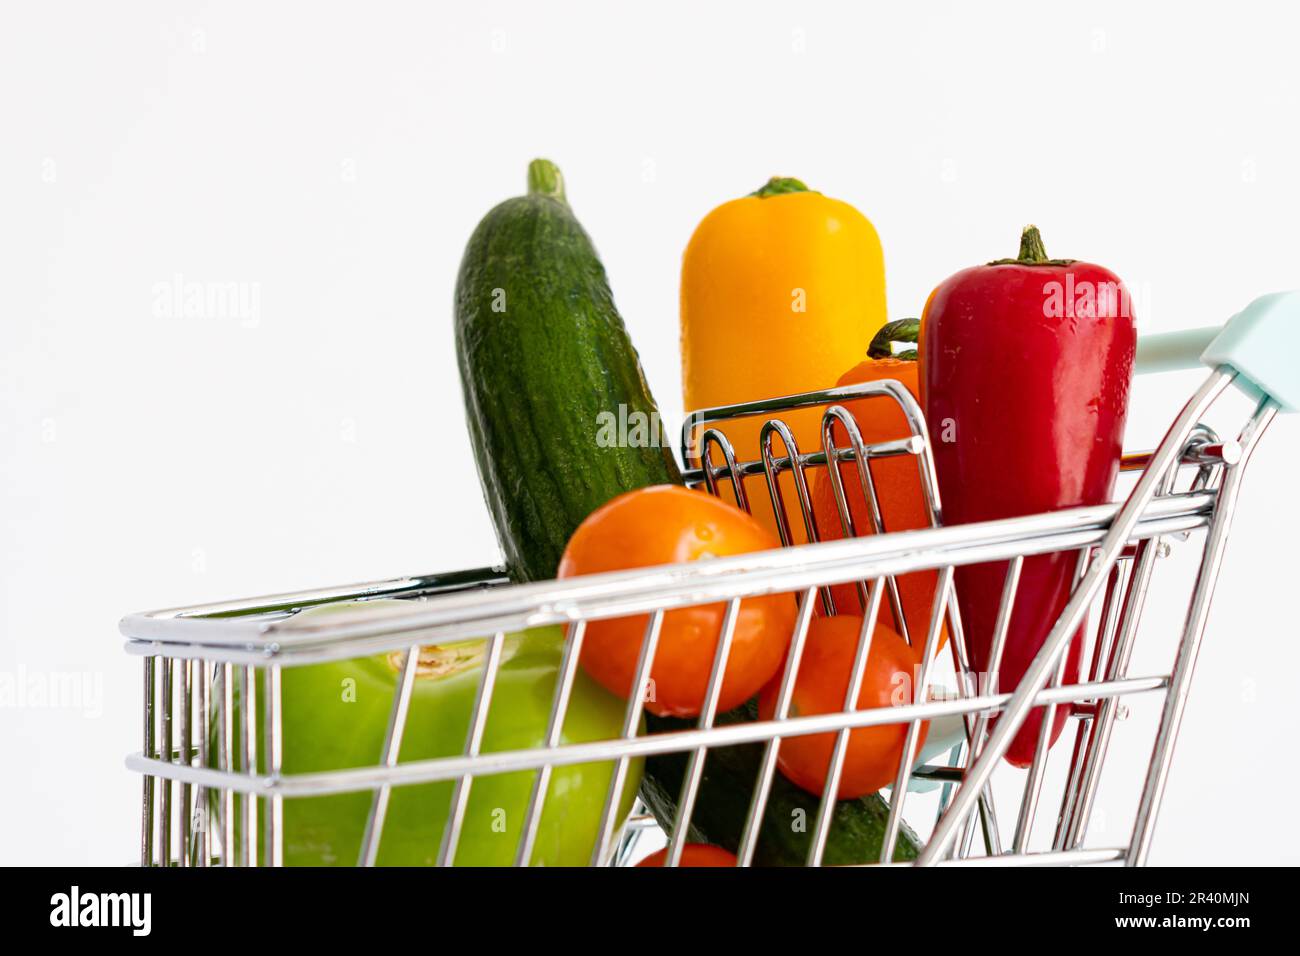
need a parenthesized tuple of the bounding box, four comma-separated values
(438, 631, 506, 867)
(180, 659, 193, 866)
(957, 555, 1023, 858)
(160, 658, 172, 867)
(265, 664, 284, 867)
(665, 599, 741, 867)
(241, 664, 258, 867)
(591, 610, 663, 866)
(1054, 559, 1134, 850)
(881, 566, 953, 863)
(760, 419, 821, 552)
(359, 641, 423, 866)
(737, 588, 817, 867)
(193, 660, 210, 867)
(219, 662, 234, 867)
(698, 429, 751, 513)
(1013, 635, 1072, 852)
(810, 577, 886, 866)
(516, 620, 588, 867)
(820, 405, 910, 639)
(141, 657, 154, 867)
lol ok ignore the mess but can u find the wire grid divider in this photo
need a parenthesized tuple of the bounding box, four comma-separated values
(122, 365, 1274, 867)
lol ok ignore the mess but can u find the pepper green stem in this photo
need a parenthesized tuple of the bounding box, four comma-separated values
(527, 158, 567, 203)
(750, 176, 811, 198)
(988, 224, 1076, 267)
(1017, 225, 1049, 262)
(867, 319, 920, 361)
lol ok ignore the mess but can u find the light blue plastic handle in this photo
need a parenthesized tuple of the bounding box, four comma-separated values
(1135, 291, 1300, 412)
(1135, 327, 1220, 375)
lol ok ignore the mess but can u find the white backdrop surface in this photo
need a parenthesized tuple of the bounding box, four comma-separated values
(2, 0, 1297, 865)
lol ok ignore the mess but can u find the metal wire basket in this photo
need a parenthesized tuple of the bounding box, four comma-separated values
(122, 296, 1296, 867)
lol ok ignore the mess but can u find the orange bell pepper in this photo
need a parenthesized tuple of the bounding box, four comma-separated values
(808, 320, 947, 649)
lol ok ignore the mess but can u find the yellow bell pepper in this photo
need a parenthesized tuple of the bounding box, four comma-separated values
(680, 176, 888, 543)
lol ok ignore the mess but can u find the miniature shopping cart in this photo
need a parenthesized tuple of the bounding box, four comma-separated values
(123, 292, 1299, 867)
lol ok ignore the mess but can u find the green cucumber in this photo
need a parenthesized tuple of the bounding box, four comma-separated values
(640, 703, 922, 866)
(455, 158, 681, 583)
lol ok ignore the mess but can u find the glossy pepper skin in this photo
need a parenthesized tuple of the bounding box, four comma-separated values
(919, 227, 1136, 767)
(681, 176, 887, 544)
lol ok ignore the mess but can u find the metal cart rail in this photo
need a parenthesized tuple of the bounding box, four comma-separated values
(122, 293, 1298, 867)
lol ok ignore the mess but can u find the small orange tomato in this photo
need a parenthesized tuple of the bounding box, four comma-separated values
(636, 844, 738, 867)
(557, 485, 795, 718)
(759, 615, 927, 799)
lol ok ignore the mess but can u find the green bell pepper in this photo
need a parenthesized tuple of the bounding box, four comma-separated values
(212, 601, 642, 865)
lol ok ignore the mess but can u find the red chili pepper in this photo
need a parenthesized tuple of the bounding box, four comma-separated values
(919, 226, 1136, 766)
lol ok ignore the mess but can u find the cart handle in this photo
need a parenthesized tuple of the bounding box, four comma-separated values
(1135, 327, 1220, 375)
(1136, 291, 1300, 412)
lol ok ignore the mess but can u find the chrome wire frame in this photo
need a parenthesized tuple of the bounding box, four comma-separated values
(125, 371, 1269, 867)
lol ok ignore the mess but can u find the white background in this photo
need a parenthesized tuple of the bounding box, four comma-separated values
(2, 0, 1298, 866)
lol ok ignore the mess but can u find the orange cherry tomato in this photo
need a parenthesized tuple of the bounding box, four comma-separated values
(557, 485, 795, 718)
(807, 356, 947, 650)
(636, 844, 738, 867)
(759, 615, 928, 799)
